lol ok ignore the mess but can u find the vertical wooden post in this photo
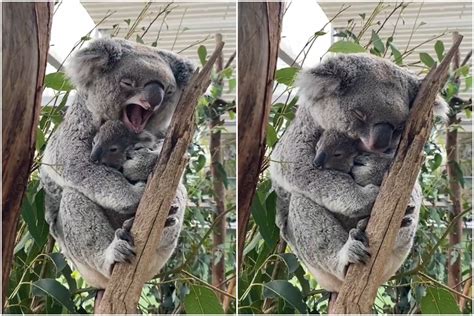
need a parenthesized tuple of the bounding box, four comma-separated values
(210, 33, 227, 299)
(446, 31, 464, 295)
(237, 1, 283, 271)
(2, 2, 53, 307)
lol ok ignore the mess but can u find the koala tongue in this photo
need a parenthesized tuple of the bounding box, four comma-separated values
(129, 104, 143, 127)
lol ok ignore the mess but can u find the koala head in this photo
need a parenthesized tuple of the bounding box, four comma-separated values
(91, 120, 157, 170)
(313, 129, 358, 173)
(67, 38, 195, 136)
(297, 54, 447, 154)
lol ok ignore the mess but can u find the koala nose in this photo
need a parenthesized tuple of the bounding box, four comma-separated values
(313, 152, 327, 169)
(143, 82, 165, 109)
(369, 123, 394, 152)
(90, 148, 102, 163)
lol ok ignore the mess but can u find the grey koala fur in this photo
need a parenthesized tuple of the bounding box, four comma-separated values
(270, 53, 446, 292)
(40, 38, 194, 288)
(91, 119, 163, 181)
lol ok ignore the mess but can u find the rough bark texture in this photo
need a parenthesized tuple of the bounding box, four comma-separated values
(446, 31, 463, 295)
(97, 43, 224, 314)
(210, 33, 227, 299)
(237, 1, 283, 271)
(332, 34, 463, 314)
(2, 2, 53, 307)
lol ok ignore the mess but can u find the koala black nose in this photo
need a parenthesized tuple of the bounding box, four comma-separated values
(313, 152, 327, 169)
(90, 148, 102, 163)
(143, 82, 165, 108)
(370, 123, 394, 151)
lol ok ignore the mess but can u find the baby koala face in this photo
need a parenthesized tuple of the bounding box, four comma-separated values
(313, 129, 359, 173)
(91, 120, 157, 170)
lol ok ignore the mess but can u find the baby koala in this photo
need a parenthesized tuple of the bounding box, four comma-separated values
(312, 129, 358, 173)
(91, 120, 163, 181)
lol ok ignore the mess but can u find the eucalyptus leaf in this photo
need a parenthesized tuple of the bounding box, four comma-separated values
(328, 41, 366, 54)
(183, 284, 224, 314)
(31, 279, 76, 313)
(420, 287, 461, 314)
(262, 280, 307, 313)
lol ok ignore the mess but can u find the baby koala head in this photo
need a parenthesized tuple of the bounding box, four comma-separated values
(91, 120, 158, 170)
(313, 129, 359, 173)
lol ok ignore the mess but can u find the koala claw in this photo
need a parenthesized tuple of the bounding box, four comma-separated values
(122, 217, 135, 231)
(401, 215, 413, 228)
(165, 217, 178, 227)
(169, 205, 179, 215)
(343, 227, 371, 268)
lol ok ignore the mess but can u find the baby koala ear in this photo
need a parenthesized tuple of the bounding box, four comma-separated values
(66, 38, 125, 90)
(158, 50, 196, 88)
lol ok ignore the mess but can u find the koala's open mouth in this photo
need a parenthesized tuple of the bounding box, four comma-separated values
(122, 103, 154, 133)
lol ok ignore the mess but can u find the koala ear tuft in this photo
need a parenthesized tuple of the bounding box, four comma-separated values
(296, 55, 358, 102)
(433, 95, 449, 121)
(66, 38, 125, 90)
(158, 51, 196, 88)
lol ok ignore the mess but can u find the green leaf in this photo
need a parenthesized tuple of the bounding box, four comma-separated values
(371, 30, 385, 54)
(221, 67, 233, 78)
(431, 153, 442, 171)
(228, 78, 236, 92)
(197, 45, 207, 66)
(215, 162, 228, 189)
(262, 280, 307, 313)
(419, 52, 436, 68)
(314, 31, 326, 36)
(389, 43, 403, 65)
(434, 40, 445, 61)
(136, 35, 144, 44)
(420, 287, 461, 314)
(251, 191, 278, 248)
(44, 72, 74, 91)
(464, 76, 472, 90)
(194, 154, 206, 172)
(266, 124, 278, 148)
(275, 67, 299, 86)
(294, 266, 311, 296)
(31, 279, 76, 312)
(277, 253, 299, 274)
(328, 41, 366, 54)
(454, 65, 469, 77)
(183, 284, 224, 314)
(450, 161, 465, 188)
(36, 128, 45, 151)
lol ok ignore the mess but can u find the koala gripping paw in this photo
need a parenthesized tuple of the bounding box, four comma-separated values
(339, 219, 371, 277)
(104, 218, 136, 275)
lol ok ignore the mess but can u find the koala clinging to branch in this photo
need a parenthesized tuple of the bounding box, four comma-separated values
(270, 53, 447, 292)
(40, 38, 194, 288)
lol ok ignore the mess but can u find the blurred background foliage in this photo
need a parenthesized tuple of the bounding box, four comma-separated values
(5, 3, 236, 314)
(239, 2, 472, 314)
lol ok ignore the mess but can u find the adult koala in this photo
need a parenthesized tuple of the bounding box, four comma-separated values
(270, 54, 446, 292)
(40, 38, 194, 288)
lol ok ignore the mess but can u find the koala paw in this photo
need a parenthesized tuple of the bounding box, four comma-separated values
(339, 226, 371, 276)
(361, 184, 379, 201)
(396, 214, 416, 249)
(104, 221, 136, 275)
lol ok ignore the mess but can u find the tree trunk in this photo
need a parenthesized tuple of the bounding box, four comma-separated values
(2, 2, 52, 307)
(446, 31, 463, 295)
(210, 33, 227, 300)
(332, 34, 463, 314)
(237, 1, 283, 272)
(97, 43, 224, 314)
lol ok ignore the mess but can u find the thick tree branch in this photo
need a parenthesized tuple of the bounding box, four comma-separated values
(332, 34, 463, 314)
(2, 2, 53, 307)
(97, 42, 224, 314)
(237, 1, 283, 272)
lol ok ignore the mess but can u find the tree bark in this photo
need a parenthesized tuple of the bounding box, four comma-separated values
(237, 1, 283, 272)
(97, 43, 224, 314)
(210, 33, 227, 300)
(332, 34, 463, 314)
(446, 31, 463, 295)
(2, 2, 52, 307)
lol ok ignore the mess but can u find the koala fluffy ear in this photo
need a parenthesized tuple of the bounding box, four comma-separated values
(296, 56, 357, 101)
(158, 50, 196, 88)
(66, 38, 125, 90)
